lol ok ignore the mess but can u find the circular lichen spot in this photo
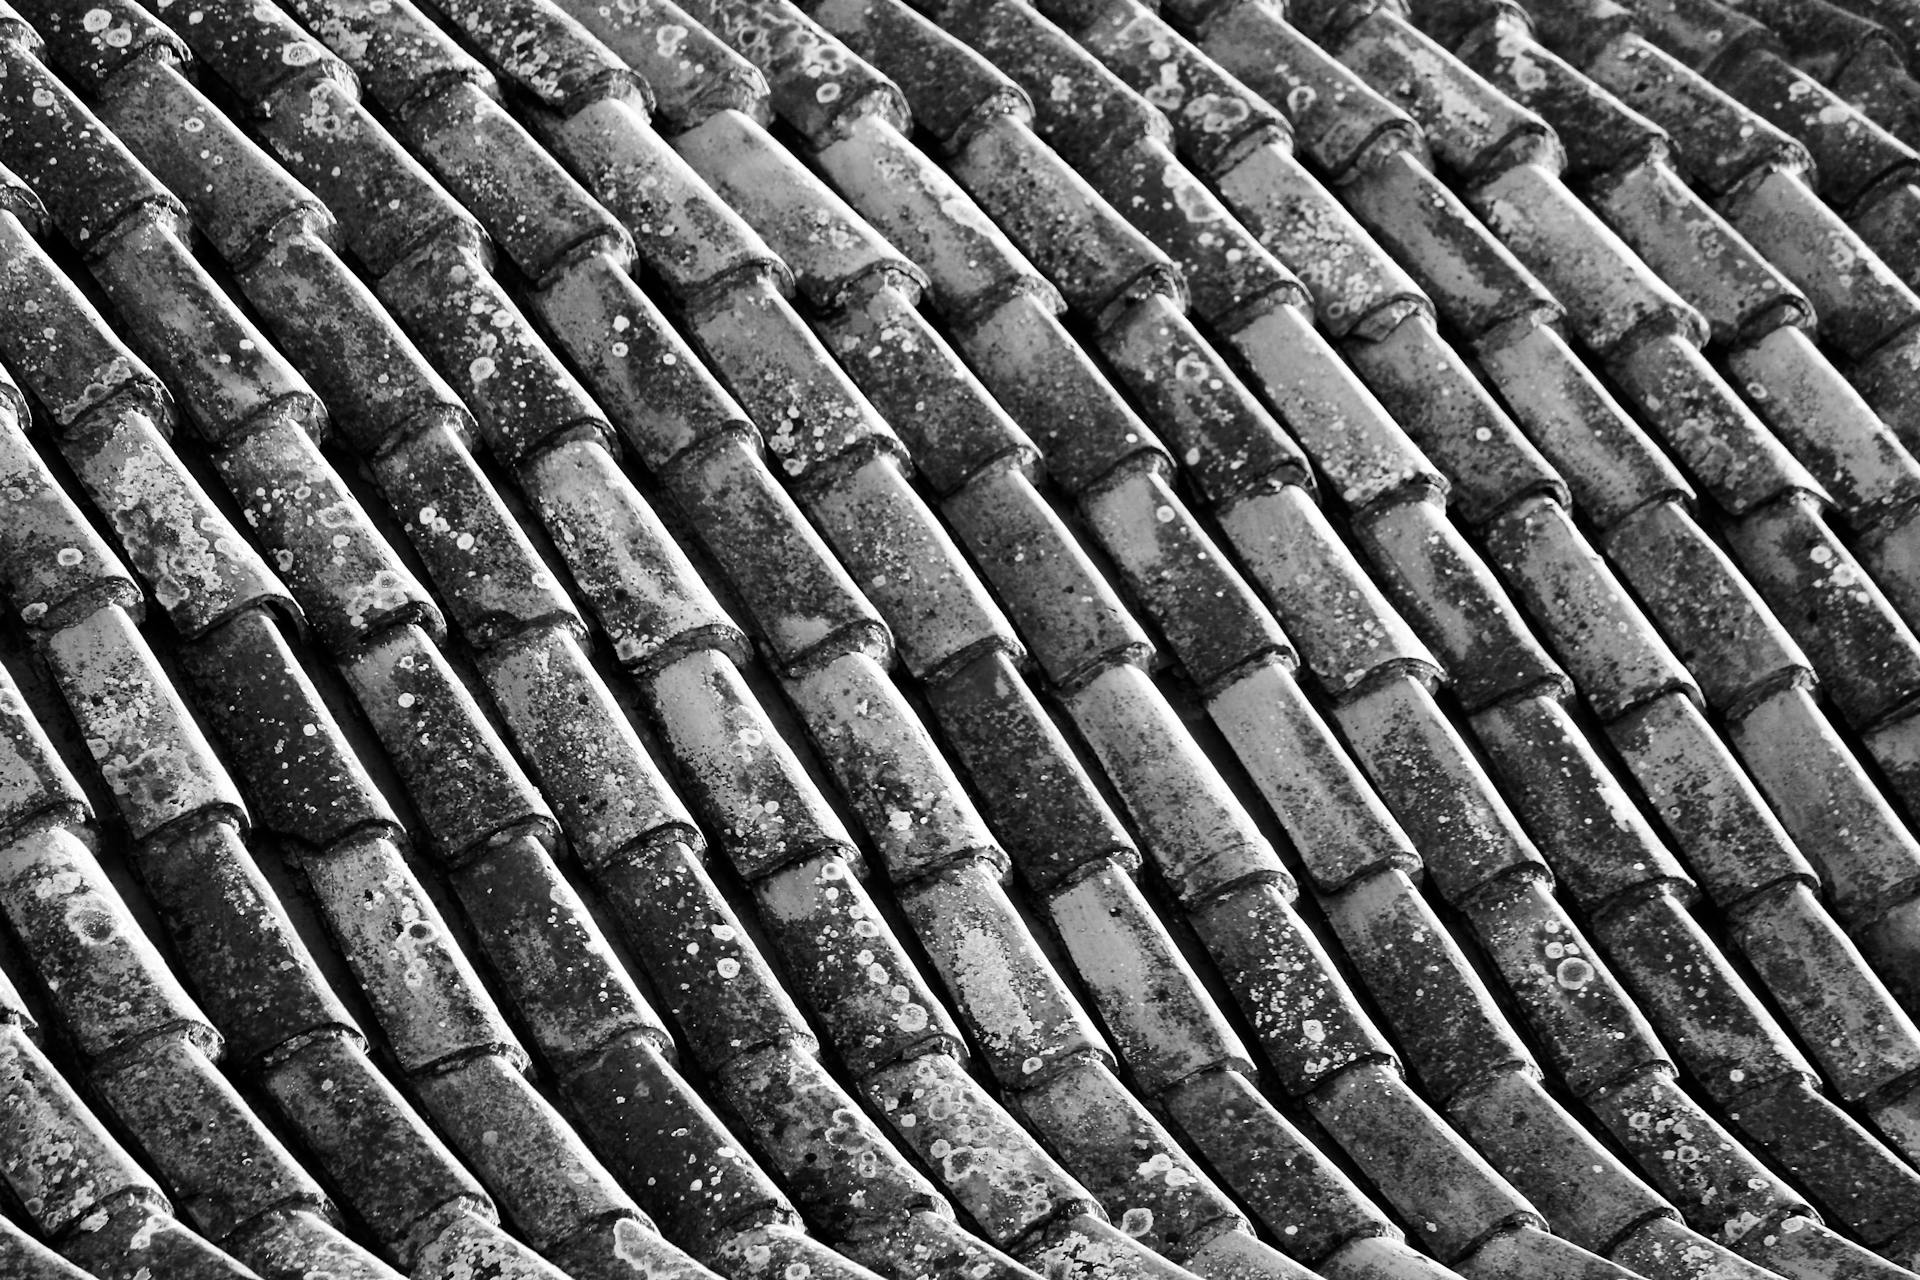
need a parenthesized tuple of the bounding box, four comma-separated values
(1555, 957, 1594, 990)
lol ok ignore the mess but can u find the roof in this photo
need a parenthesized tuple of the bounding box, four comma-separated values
(0, 1, 1916, 1280)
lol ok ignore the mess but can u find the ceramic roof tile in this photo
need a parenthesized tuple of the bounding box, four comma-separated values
(1097, 294, 1312, 505)
(0, 417, 144, 633)
(1584, 156, 1809, 344)
(952, 291, 1169, 494)
(1080, 466, 1295, 691)
(812, 273, 1037, 496)
(522, 438, 749, 668)
(922, 648, 1140, 889)
(799, 452, 1018, 679)
(1063, 663, 1292, 905)
(1483, 495, 1698, 718)
(552, 0, 769, 129)
(675, 0, 909, 141)
(1353, 491, 1568, 710)
(785, 652, 1001, 877)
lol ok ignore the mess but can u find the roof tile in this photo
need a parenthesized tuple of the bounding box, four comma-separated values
(901, 857, 1106, 1077)
(1729, 879, 1920, 1098)
(1712, 48, 1919, 210)
(949, 113, 1184, 324)
(1091, 135, 1309, 325)
(859, 1048, 1097, 1241)
(802, 451, 1019, 678)
(1607, 331, 1825, 514)
(66, 404, 293, 639)
(1335, 672, 1552, 897)
(1214, 141, 1430, 336)
(1160, 1065, 1393, 1259)
(1476, 323, 1689, 528)
(402, 80, 633, 285)
(923, 648, 1141, 890)
(0, 213, 168, 433)
(0, 41, 184, 254)
(1225, 307, 1443, 508)
(1726, 681, 1920, 925)
(435, 0, 648, 116)
(177, 609, 398, 850)
(523, 437, 748, 669)
(253, 77, 487, 280)
(1080, 465, 1294, 691)
(1344, 151, 1560, 341)
(954, 290, 1167, 495)
(450, 836, 671, 1075)
(1219, 483, 1442, 693)
(598, 838, 815, 1068)
(0, 1216, 94, 1280)
(406, 1052, 638, 1253)
(1605, 690, 1821, 906)
(1302, 1060, 1535, 1261)
(88, 209, 324, 447)
(1583, 154, 1808, 345)
(89, 1028, 329, 1241)
(1595, 882, 1812, 1091)
(372, 420, 582, 646)
(678, 0, 907, 142)
(1098, 295, 1310, 504)
(1210, 660, 1422, 892)
(1598, 498, 1807, 709)
(675, 438, 890, 667)
(814, 277, 1037, 494)
(944, 454, 1152, 687)
(139, 816, 357, 1065)
(43, 603, 245, 840)
(754, 852, 962, 1072)
(1064, 663, 1289, 904)
(785, 652, 1001, 879)
(11, 0, 184, 95)
(1850, 173, 1920, 292)
(530, 252, 755, 471)
(0, 1019, 166, 1236)
(642, 648, 858, 878)
(818, 122, 1052, 332)
(1729, 324, 1920, 523)
(555, 0, 769, 129)
(1462, 870, 1668, 1092)
(1325, 868, 1531, 1105)
(1469, 692, 1692, 909)
(1011, 1056, 1249, 1259)
(1190, 880, 1395, 1095)
(675, 108, 920, 308)
(1722, 167, 1920, 361)
(381, 241, 616, 463)
(1722, 491, 1920, 727)
(1343, 314, 1565, 525)
(170, 0, 352, 106)
(710, 1039, 942, 1235)
(810, 0, 1028, 149)
(300, 831, 524, 1072)
(1457, 15, 1668, 182)
(0, 420, 142, 632)
(560, 1032, 791, 1251)
(1048, 858, 1253, 1090)
(1355, 492, 1567, 710)
(62, 1196, 257, 1280)
(1731, 1072, 1920, 1252)
(1201, 1, 1424, 178)
(1077, 0, 1291, 173)
(1470, 162, 1706, 353)
(687, 272, 903, 484)
(0, 659, 89, 840)
(1484, 493, 1697, 718)
(1446, 1069, 1669, 1248)
(259, 1029, 490, 1261)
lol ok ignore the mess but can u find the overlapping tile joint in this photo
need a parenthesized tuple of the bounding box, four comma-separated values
(0, 0, 1918, 1277)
